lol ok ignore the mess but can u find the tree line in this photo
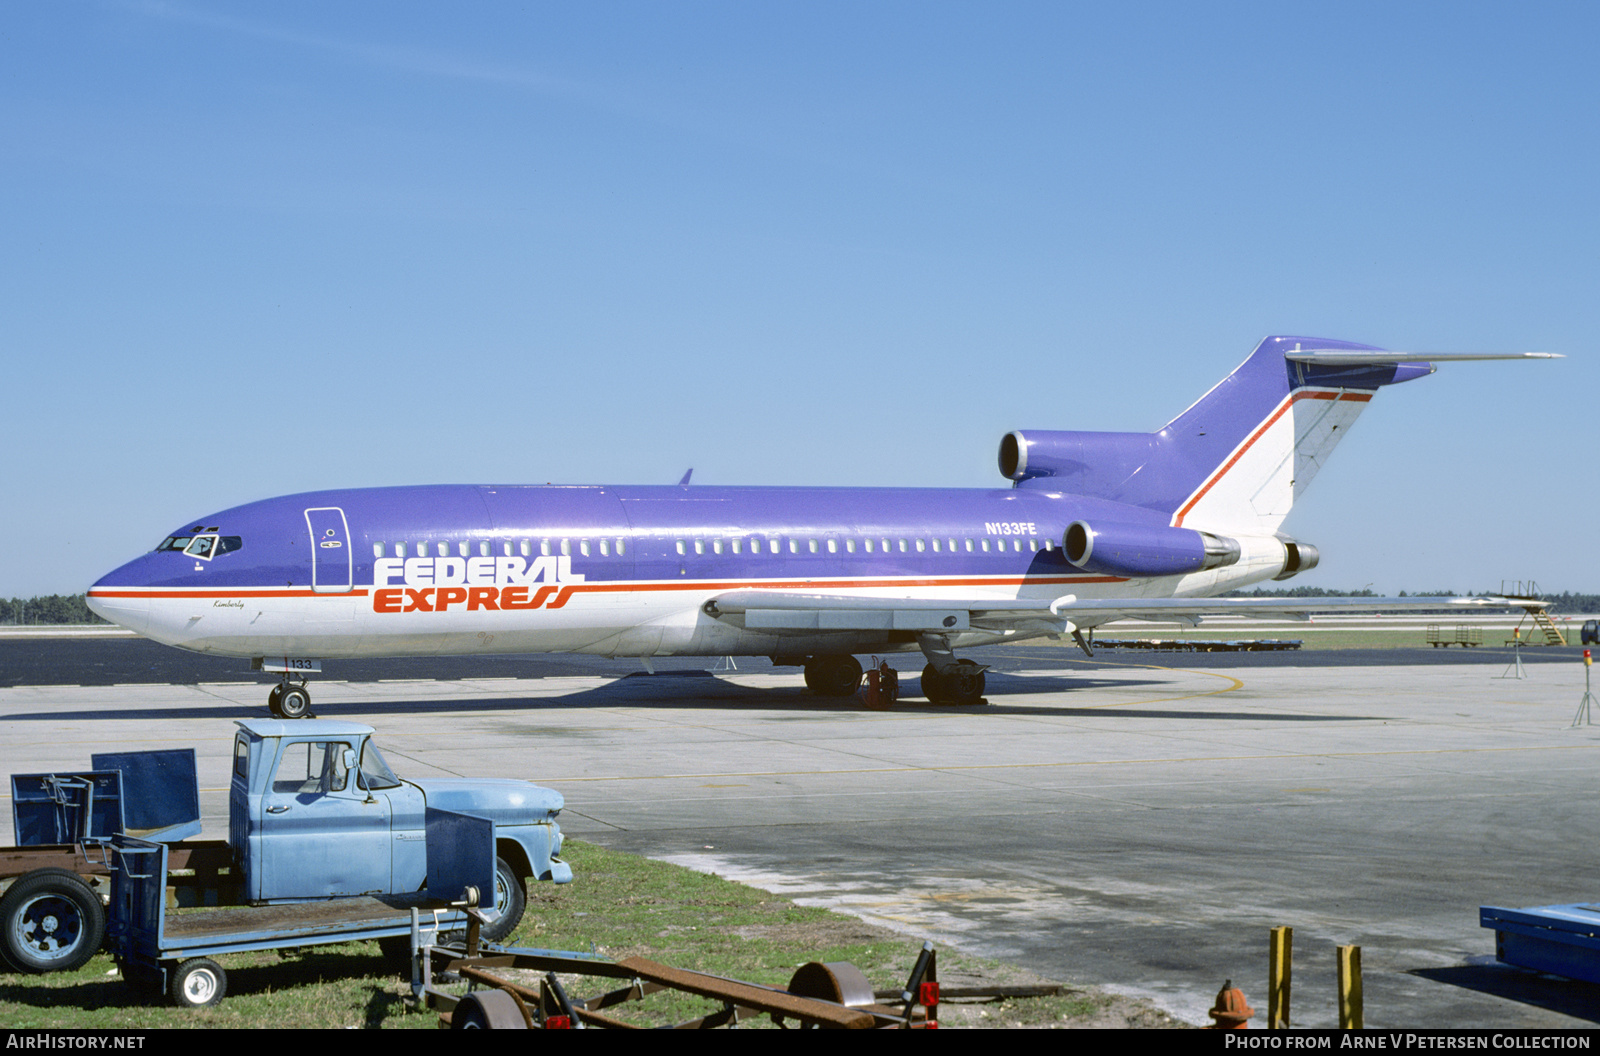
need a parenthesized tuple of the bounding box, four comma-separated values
(1228, 587, 1600, 614)
(0, 595, 110, 625)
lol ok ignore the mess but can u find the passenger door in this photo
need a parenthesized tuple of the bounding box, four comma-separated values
(304, 507, 353, 593)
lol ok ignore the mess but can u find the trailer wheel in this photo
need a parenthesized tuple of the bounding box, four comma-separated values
(479, 857, 525, 943)
(452, 988, 527, 1029)
(0, 869, 106, 973)
(170, 957, 227, 1008)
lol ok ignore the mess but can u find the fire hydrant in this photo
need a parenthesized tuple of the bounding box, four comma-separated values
(1207, 979, 1254, 1028)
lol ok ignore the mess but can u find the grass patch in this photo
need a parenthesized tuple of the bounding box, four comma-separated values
(0, 841, 1170, 1029)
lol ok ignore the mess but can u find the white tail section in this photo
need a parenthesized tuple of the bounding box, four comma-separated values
(1173, 388, 1373, 535)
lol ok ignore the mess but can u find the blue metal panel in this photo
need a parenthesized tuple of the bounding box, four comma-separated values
(424, 808, 495, 909)
(11, 770, 123, 846)
(90, 749, 201, 843)
(107, 836, 170, 974)
(1481, 904, 1600, 984)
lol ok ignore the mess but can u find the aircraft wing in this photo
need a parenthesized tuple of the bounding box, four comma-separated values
(702, 589, 1544, 636)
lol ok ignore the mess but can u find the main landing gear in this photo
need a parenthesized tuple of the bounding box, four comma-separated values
(920, 659, 986, 705)
(803, 655, 863, 697)
(267, 677, 314, 720)
(917, 634, 988, 705)
(798, 645, 987, 705)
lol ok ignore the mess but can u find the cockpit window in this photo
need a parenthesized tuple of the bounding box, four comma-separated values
(168, 535, 242, 560)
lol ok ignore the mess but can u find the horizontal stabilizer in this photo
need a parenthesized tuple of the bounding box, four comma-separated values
(1285, 349, 1562, 366)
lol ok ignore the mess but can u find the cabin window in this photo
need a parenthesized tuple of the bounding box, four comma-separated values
(863, 538, 874, 553)
(931, 538, 941, 553)
(373, 543, 384, 559)
(731, 538, 741, 554)
(809, 539, 818, 554)
(540, 539, 551, 557)
(712, 539, 723, 555)
(600, 539, 610, 556)
(881, 538, 891, 552)
(520, 540, 531, 557)
(1042, 539, 1052, 551)
(980, 539, 990, 552)
(459, 542, 470, 558)
(560, 539, 571, 557)
(694, 539, 705, 555)
(787, 539, 797, 554)
(915, 539, 926, 553)
(897, 539, 907, 553)
(827, 539, 838, 554)
(965, 539, 974, 552)
(394, 542, 407, 559)
(769, 538, 780, 554)
(580, 540, 590, 557)
(845, 539, 855, 553)
(479, 541, 491, 557)
(616, 538, 626, 555)
(675, 540, 686, 556)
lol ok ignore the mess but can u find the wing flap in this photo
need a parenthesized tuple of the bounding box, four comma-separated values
(703, 589, 1543, 636)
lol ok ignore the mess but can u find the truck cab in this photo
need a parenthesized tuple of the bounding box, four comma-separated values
(227, 720, 569, 935)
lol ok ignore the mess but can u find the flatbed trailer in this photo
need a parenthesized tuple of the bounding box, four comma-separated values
(1, 750, 230, 973)
(110, 807, 497, 1007)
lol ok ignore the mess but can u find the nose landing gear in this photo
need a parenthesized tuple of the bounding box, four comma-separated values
(252, 658, 321, 719)
(267, 678, 314, 719)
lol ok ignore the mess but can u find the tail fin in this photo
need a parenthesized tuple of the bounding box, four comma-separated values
(1004, 335, 1435, 535)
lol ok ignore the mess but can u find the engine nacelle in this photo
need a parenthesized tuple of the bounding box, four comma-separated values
(999, 430, 1156, 487)
(1272, 540, 1320, 581)
(1063, 520, 1242, 578)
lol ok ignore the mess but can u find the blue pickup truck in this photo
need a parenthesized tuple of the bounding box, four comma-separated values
(2, 719, 571, 982)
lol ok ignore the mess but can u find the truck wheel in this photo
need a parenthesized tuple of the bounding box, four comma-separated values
(170, 957, 227, 1007)
(452, 988, 527, 1029)
(479, 857, 526, 943)
(0, 869, 106, 973)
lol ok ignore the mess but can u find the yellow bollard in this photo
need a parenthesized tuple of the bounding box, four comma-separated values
(1337, 945, 1363, 1029)
(1268, 926, 1292, 1029)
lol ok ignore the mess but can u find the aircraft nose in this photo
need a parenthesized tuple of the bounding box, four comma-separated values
(86, 560, 153, 636)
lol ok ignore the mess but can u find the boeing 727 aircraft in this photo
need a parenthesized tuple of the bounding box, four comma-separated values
(86, 335, 1556, 717)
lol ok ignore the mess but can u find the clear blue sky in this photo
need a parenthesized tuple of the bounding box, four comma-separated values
(4, 1, 1594, 598)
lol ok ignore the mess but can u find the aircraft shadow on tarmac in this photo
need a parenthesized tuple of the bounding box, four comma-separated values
(4, 669, 1382, 725)
(1411, 962, 1600, 1024)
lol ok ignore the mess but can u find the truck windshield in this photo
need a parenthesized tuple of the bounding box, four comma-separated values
(358, 740, 402, 790)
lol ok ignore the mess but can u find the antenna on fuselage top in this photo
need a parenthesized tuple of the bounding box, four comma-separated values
(678, 468, 693, 489)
